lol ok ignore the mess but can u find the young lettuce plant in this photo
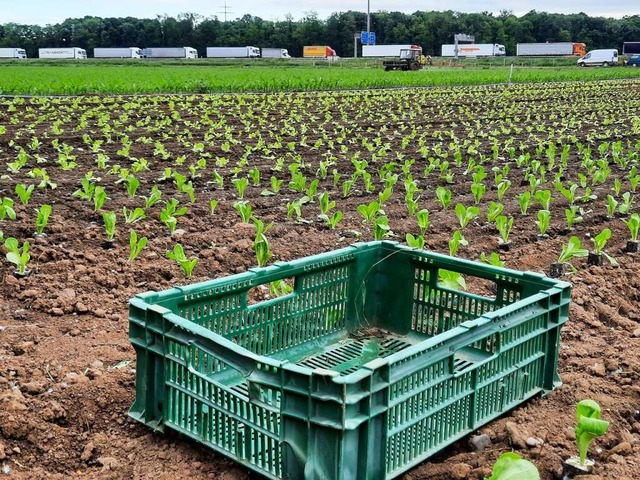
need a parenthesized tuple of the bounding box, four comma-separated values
(563, 399, 610, 475)
(589, 228, 618, 266)
(518, 191, 532, 216)
(551, 236, 589, 277)
(102, 211, 117, 244)
(486, 201, 504, 223)
(406, 233, 425, 249)
(565, 206, 583, 231)
(166, 244, 198, 277)
(480, 252, 505, 267)
(435, 186, 452, 209)
(373, 215, 392, 241)
(495, 215, 514, 249)
(35, 204, 52, 236)
(122, 207, 146, 224)
(416, 209, 431, 236)
(449, 230, 468, 257)
(15, 183, 34, 205)
(485, 452, 539, 480)
(623, 212, 640, 252)
(4, 237, 31, 277)
(455, 203, 480, 229)
(535, 210, 551, 237)
(358, 201, 382, 224)
(128, 230, 148, 262)
(0, 197, 17, 225)
(93, 186, 108, 211)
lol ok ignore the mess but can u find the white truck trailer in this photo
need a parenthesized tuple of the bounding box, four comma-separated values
(0, 48, 27, 59)
(39, 47, 87, 59)
(206, 46, 261, 58)
(516, 42, 586, 56)
(94, 47, 142, 58)
(362, 45, 412, 57)
(441, 43, 506, 57)
(142, 47, 198, 59)
(261, 48, 291, 58)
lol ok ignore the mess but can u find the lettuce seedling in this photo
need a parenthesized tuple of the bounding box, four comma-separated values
(591, 228, 618, 265)
(35, 204, 52, 235)
(4, 237, 30, 276)
(623, 213, 640, 242)
(485, 452, 539, 480)
(128, 230, 147, 262)
(535, 210, 551, 236)
(15, 183, 34, 205)
(166, 244, 198, 277)
(406, 233, 425, 249)
(557, 236, 588, 271)
(102, 211, 116, 242)
(575, 399, 609, 466)
(455, 203, 479, 229)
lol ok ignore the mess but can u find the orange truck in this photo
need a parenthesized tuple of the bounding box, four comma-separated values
(303, 46, 338, 59)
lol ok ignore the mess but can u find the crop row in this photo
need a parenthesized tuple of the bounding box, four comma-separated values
(1, 79, 639, 287)
(1, 63, 640, 95)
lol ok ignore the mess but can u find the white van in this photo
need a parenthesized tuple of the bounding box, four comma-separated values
(577, 49, 618, 67)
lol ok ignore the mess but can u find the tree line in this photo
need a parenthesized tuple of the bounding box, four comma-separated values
(1, 10, 639, 58)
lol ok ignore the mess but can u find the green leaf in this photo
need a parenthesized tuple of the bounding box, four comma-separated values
(486, 452, 540, 480)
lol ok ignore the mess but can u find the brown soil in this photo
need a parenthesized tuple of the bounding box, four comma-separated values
(1, 81, 640, 479)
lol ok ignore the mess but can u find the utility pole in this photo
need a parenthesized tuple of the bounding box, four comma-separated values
(366, 0, 371, 45)
(218, 1, 233, 22)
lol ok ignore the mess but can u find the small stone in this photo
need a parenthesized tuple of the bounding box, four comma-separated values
(526, 436, 544, 448)
(23, 289, 39, 298)
(97, 456, 120, 471)
(610, 442, 632, 456)
(69, 329, 81, 337)
(505, 421, 528, 449)
(80, 442, 95, 461)
(12, 447, 20, 454)
(60, 288, 76, 301)
(12, 309, 28, 320)
(65, 372, 90, 384)
(51, 307, 64, 316)
(75, 265, 87, 274)
(85, 368, 102, 380)
(632, 328, 640, 338)
(13, 341, 34, 355)
(589, 363, 606, 377)
(75, 302, 90, 313)
(604, 359, 620, 372)
(4, 275, 19, 287)
(21, 380, 47, 395)
(0, 442, 5, 460)
(94, 308, 106, 318)
(469, 434, 492, 452)
(91, 360, 104, 369)
(451, 463, 473, 479)
(171, 229, 186, 238)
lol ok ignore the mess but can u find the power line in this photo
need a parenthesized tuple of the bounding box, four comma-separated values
(218, 1, 233, 22)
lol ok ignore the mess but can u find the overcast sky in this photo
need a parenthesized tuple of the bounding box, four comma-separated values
(4, 0, 638, 25)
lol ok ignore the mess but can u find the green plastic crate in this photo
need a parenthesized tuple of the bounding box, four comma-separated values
(129, 241, 571, 480)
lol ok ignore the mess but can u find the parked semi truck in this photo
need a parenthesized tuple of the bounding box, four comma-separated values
(363, 44, 412, 57)
(441, 43, 506, 57)
(623, 42, 640, 55)
(0, 48, 27, 59)
(94, 47, 142, 58)
(516, 42, 586, 56)
(206, 46, 260, 58)
(142, 47, 198, 59)
(261, 48, 291, 58)
(39, 47, 87, 59)
(303, 46, 338, 59)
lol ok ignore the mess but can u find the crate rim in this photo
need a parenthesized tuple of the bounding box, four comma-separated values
(131, 241, 571, 385)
